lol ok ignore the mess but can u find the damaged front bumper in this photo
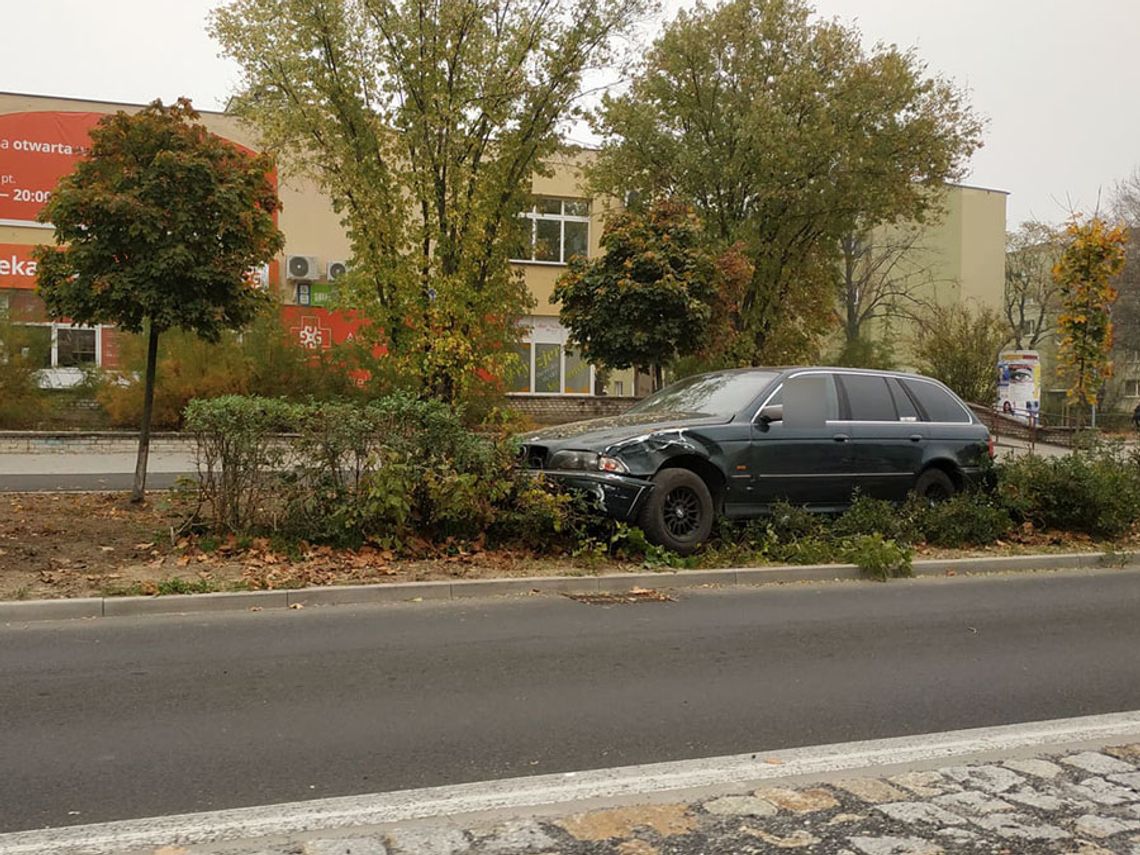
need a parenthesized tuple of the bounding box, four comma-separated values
(532, 469, 654, 522)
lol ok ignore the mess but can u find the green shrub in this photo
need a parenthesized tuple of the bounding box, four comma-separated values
(843, 533, 913, 581)
(0, 318, 51, 428)
(186, 394, 574, 551)
(997, 447, 1140, 539)
(919, 493, 1012, 547)
(184, 396, 301, 532)
(768, 500, 826, 542)
(832, 493, 916, 543)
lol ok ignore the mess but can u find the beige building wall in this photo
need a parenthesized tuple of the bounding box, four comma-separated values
(859, 183, 1008, 367)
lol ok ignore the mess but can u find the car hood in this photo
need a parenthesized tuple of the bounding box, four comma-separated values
(519, 411, 730, 451)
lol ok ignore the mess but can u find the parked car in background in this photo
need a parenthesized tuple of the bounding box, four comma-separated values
(518, 367, 993, 553)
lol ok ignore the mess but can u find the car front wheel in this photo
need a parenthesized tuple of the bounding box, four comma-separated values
(637, 468, 714, 555)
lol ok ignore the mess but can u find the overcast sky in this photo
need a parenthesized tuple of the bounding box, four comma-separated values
(4, 0, 1138, 228)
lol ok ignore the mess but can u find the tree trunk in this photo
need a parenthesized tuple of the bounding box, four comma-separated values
(653, 363, 663, 392)
(131, 322, 161, 504)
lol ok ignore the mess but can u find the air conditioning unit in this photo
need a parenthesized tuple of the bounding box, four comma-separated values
(327, 260, 348, 281)
(286, 255, 319, 280)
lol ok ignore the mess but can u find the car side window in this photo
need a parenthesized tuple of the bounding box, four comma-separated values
(759, 374, 838, 426)
(901, 379, 971, 423)
(836, 374, 898, 421)
(887, 378, 920, 422)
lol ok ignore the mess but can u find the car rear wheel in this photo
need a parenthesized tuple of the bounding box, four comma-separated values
(914, 467, 956, 502)
(638, 468, 714, 555)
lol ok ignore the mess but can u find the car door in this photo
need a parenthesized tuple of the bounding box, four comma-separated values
(745, 372, 851, 509)
(836, 373, 925, 500)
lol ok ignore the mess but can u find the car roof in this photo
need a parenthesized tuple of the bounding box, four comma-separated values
(694, 366, 941, 383)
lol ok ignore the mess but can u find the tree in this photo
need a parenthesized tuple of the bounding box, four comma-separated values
(838, 224, 938, 351)
(1003, 221, 1064, 350)
(34, 99, 284, 502)
(911, 303, 1007, 405)
(1109, 173, 1140, 360)
(211, 0, 646, 402)
(590, 0, 983, 363)
(1053, 216, 1128, 411)
(552, 200, 716, 389)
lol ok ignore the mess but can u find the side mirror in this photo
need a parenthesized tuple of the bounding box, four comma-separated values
(757, 403, 783, 425)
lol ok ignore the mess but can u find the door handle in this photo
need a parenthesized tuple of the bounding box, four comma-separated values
(832, 433, 849, 443)
(909, 434, 923, 443)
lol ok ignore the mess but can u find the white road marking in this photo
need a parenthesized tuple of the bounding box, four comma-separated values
(3, 710, 1140, 854)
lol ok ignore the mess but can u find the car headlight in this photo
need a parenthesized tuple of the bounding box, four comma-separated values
(548, 451, 630, 474)
(549, 450, 600, 470)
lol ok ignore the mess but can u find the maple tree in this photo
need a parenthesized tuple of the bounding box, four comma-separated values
(34, 99, 283, 501)
(1053, 217, 1128, 411)
(553, 200, 717, 390)
(589, 0, 983, 363)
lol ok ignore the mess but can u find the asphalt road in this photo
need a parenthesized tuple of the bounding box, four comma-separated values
(3, 571, 1140, 833)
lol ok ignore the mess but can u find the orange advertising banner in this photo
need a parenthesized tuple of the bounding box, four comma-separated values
(0, 243, 40, 289)
(0, 112, 104, 225)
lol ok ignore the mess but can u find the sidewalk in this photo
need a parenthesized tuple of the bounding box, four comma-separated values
(6, 713, 1140, 855)
(174, 744, 1140, 855)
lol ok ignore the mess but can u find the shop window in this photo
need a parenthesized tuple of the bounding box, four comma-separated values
(57, 328, 97, 367)
(564, 349, 591, 394)
(512, 198, 590, 264)
(12, 324, 98, 370)
(534, 343, 562, 393)
(509, 339, 594, 395)
(507, 344, 531, 394)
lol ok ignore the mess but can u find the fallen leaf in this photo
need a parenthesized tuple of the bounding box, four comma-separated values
(289, 603, 304, 610)
(134, 542, 155, 550)
(99, 546, 114, 552)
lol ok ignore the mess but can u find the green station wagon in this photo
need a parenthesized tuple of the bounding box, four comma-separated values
(519, 367, 993, 553)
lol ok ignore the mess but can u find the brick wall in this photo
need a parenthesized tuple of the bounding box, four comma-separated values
(507, 395, 641, 425)
(0, 432, 195, 454)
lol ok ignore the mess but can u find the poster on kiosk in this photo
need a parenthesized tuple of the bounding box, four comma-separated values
(996, 351, 1041, 424)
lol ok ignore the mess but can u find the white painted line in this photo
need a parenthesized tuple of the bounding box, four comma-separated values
(4, 710, 1140, 855)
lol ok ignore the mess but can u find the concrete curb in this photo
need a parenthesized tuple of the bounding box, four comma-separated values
(0, 551, 1135, 624)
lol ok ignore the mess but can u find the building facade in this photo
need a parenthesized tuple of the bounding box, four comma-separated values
(1, 91, 1007, 401)
(0, 91, 623, 398)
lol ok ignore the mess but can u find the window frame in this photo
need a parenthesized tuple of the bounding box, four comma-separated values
(511, 197, 591, 266)
(507, 318, 597, 396)
(12, 321, 102, 371)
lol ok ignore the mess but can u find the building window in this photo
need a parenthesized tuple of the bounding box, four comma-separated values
(512, 198, 590, 265)
(57, 327, 97, 367)
(13, 323, 100, 370)
(508, 340, 594, 395)
(1125, 379, 1140, 398)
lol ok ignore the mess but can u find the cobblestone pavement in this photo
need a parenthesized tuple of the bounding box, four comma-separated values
(157, 745, 1140, 855)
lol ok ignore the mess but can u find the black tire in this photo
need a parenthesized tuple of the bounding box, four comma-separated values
(914, 467, 957, 502)
(637, 468, 714, 555)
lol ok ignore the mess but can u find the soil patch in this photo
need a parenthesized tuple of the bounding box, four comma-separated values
(0, 492, 1130, 602)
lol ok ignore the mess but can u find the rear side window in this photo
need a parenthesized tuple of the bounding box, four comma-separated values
(887, 378, 919, 421)
(902, 379, 971, 423)
(837, 374, 897, 421)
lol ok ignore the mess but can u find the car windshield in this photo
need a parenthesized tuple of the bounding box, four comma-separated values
(626, 371, 777, 418)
